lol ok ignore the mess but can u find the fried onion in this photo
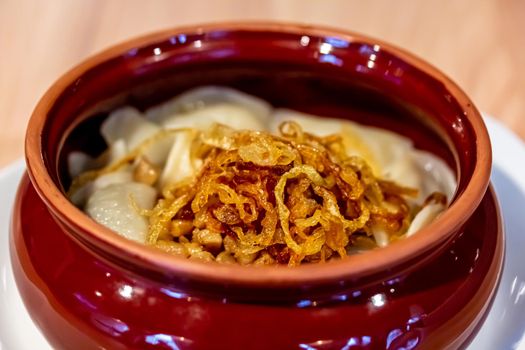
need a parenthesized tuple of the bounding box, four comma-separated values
(71, 121, 435, 266)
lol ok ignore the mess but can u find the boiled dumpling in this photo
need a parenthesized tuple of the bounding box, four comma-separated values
(68, 151, 104, 179)
(160, 103, 268, 131)
(272, 109, 422, 190)
(406, 202, 446, 237)
(102, 107, 160, 150)
(412, 150, 457, 201)
(68, 139, 127, 178)
(147, 87, 272, 187)
(145, 86, 271, 129)
(70, 167, 133, 207)
(271, 109, 343, 135)
(85, 182, 157, 243)
(159, 130, 200, 187)
(101, 107, 174, 166)
(271, 108, 457, 246)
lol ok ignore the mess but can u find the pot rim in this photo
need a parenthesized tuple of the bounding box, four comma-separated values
(24, 21, 491, 288)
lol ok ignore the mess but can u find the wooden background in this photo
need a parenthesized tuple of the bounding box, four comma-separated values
(1, 0, 523, 168)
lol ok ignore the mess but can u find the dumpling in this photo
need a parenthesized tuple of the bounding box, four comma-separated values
(102, 107, 160, 150)
(271, 109, 344, 135)
(412, 150, 457, 202)
(272, 109, 385, 173)
(406, 202, 446, 237)
(271, 108, 458, 200)
(272, 108, 457, 246)
(145, 86, 272, 129)
(85, 182, 157, 243)
(68, 139, 127, 178)
(146, 87, 272, 186)
(101, 107, 174, 166)
(159, 130, 200, 187)
(160, 103, 268, 131)
(69, 167, 133, 207)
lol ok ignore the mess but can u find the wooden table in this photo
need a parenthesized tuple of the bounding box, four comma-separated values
(1, 0, 523, 168)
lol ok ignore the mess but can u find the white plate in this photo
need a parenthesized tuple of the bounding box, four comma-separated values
(1, 117, 524, 350)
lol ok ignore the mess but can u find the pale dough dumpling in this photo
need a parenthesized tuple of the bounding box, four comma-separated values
(147, 87, 272, 186)
(272, 109, 423, 191)
(412, 150, 457, 201)
(145, 86, 272, 128)
(68, 139, 127, 178)
(101, 107, 174, 166)
(85, 182, 157, 243)
(271, 108, 457, 245)
(406, 202, 446, 237)
(272, 109, 458, 200)
(161, 103, 268, 131)
(102, 107, 160, 150)
(159, 130, 199, 187)
(70, 168, 133, 207)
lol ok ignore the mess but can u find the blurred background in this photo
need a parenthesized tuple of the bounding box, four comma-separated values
(1, 0, 523, 167)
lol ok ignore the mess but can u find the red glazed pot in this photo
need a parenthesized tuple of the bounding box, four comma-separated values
(11, 23, 502, 350)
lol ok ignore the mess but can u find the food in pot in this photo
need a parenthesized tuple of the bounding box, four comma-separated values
(68, 87, 456, 265)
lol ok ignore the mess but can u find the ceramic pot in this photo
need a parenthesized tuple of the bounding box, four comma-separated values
(10, 23, 501, 350)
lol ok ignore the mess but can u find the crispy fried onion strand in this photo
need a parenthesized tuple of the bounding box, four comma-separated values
(73, 121, 428, 266)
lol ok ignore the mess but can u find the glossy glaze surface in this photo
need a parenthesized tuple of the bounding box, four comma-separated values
(11, 174, 503, 349)
(15, 24, 496, 349)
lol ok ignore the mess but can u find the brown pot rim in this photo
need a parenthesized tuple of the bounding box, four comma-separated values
(24, 21, 492, 288)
